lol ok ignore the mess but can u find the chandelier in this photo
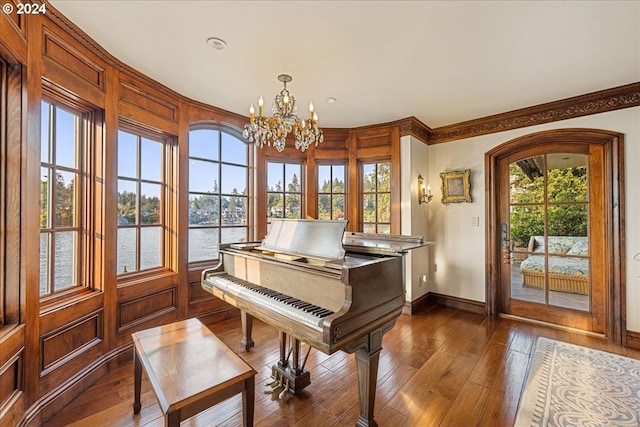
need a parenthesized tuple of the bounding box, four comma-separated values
(242, 74, 323, 152)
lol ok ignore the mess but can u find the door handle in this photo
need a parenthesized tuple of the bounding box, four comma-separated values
(502, 223, 510, 264)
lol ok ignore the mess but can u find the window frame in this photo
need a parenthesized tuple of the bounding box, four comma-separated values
(187, 124, 251, 265)
(316, 162, 347, 221)
(266, 160, 305, 222)
(116, 123, 173, 278)
(39, 95, 95, 301)
(360, 160, 392, 234)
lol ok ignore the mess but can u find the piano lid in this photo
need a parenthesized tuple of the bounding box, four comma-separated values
(342, 231, 434, 256)
(260, 219, 348, 261)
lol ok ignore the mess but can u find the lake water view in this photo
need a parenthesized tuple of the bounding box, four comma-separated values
(40, 227, 247, 294)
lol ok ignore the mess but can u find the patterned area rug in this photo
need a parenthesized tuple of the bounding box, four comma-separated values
(515, 337, 640, 426)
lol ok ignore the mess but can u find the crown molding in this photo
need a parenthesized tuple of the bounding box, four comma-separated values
(429, 82, 640, 144)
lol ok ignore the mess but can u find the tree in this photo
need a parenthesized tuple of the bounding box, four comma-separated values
(509, 162, 588, 247)
(267, 180, 283, 218)
(285, 174, 300, 218)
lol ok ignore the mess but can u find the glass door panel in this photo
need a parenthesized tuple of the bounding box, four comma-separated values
(508, 153, 589, 312)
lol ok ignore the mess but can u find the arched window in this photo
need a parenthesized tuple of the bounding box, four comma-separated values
(188, 126, 250, 263)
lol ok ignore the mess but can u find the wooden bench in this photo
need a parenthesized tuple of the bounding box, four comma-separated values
(132, 318, 256, 426)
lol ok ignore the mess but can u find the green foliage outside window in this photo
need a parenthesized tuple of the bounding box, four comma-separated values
(510, 161, 588, 247)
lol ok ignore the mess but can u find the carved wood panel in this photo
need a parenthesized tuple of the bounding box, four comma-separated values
(40, 312, 103, 373)
(0, 352, 22, 410)
(118, 287, 177, 331)
(42, 26, 105, 91)
(119, 79, 179, 123)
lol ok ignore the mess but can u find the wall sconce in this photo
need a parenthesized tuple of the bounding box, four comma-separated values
(418, 174, 433, 204)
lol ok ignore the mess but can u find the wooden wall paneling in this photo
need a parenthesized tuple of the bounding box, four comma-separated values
(187, 100, 248, 132)
(0, 324, 25, 427)
(2, 60, 23, 326)
(354, 126, 394, 149)
(40, 310, 103, 375)
(0, 46, 27, 427)
(40, 24, 106, 108)
(24, 12, 44, 410)
(306, 145, 318, 218)
(255, 144, 268, 243)
(117, 76, 179, 135)
(347, 132, 359, 232)
(116, 272, 178, 300)
(177, 100, 191, 319)
(0, 352, 22, 419)
(315, 128, 350, 150)
(38, 295, 105, 390)
(116, 273, 179, 336)
(117, 287, 176, 330)
(100, 67, 119, 352)
(0, 0, 28, 64)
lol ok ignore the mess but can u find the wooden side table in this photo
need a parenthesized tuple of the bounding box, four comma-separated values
(132, 318, 256, 426)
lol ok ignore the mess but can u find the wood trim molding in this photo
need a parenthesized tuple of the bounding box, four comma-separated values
(430, 82, 640, 144)
(627, 330, 640, 350)
(350, 117, 432, 145)
(426, 292, 486, 315)
(402, 292, 431, 315)
(398, 116, 431, 144)
(402, 292, 487, 316)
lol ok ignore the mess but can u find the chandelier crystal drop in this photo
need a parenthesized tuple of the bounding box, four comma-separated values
(242, 74, 323, 152)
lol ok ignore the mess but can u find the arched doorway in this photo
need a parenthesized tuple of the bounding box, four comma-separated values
(485, 129, 625, 342)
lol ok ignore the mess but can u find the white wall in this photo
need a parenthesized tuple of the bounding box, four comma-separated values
(424, 106, 640, 332)
(400, 135, 431, 302)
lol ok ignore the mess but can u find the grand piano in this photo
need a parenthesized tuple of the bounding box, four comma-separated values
(201, 219, 431, 427)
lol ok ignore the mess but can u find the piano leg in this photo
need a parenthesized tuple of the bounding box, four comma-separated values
(354, 347, 381, 427)
(346, 319, 396, 427)
(240, 310, 254, 351)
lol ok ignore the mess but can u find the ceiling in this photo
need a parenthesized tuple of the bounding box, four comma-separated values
(49, 1, 640, 129)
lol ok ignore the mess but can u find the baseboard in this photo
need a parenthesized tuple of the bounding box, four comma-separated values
(627, 330, 640, 350)
(402, 292, 433, 315)
(425, 292, 487, 315)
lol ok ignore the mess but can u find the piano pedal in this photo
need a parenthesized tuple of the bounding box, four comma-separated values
(278, 380, 291, 399)
(264, 375, 278, 387)
(271, 375, 283, 391)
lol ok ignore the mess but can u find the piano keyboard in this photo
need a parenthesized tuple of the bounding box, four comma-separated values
(206, 273, 335, 330)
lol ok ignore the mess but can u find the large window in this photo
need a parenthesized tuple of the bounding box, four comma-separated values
(267, 161, 303, 222)
(362, 161, 391, 234)
(317, 164, 345, 220)
(117, 129, 166, 274)
(188, 128, 249, 262)
(39, 100, 86, 295)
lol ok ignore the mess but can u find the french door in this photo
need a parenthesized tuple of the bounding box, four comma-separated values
(487, 129, 624, 339)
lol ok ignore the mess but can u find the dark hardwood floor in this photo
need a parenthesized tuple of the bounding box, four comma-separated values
(45, 305, 640, 427)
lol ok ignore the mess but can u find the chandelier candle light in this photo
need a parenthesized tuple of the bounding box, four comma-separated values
(243, 74, 323, 152)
